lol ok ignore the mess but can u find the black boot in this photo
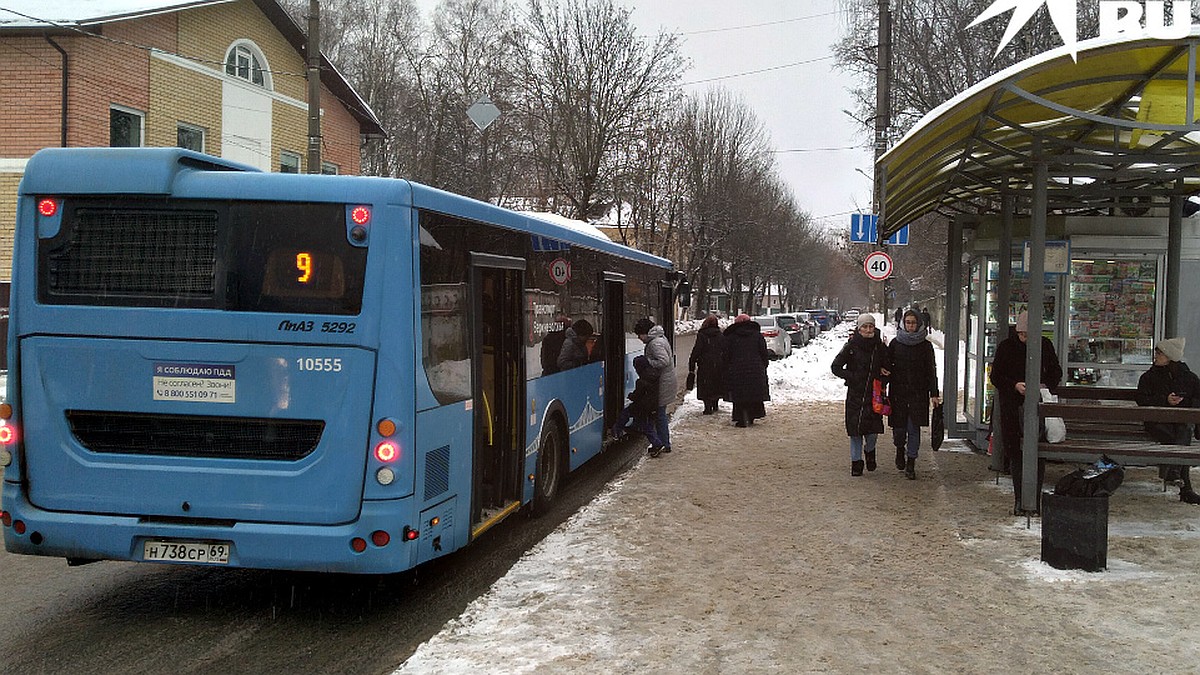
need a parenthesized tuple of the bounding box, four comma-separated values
(865, 451, 877, 472)
(895, 447, 906, 471)
(851, 460, 864, 476)
(905, 456, 916, 480)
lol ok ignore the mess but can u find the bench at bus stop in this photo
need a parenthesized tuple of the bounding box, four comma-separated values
(1035, 386, 1200, 491)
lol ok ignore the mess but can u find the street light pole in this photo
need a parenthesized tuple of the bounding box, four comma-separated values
(870, 0, 892, 316)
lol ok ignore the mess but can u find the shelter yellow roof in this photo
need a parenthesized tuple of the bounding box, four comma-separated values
(879, 30, 1200, 236)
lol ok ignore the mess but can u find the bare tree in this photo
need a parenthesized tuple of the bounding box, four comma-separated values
(515, 0, 685, 220)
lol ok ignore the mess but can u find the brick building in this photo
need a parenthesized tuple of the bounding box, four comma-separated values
(0, 0, 384, 279)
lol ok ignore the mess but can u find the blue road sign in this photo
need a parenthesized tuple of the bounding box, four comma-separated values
(851, 215, 909, 245)
(885, 225, 910, 246)
(850, 213, 877, 243)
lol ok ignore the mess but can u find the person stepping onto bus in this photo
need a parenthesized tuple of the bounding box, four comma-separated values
(611, 355, 665, 455)
(635, 318, 677, 455)
(1136, 337, 1200, 504)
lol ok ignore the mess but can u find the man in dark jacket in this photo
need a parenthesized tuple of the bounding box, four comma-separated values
(722, 314, 770, 427)
(1136, 337, 1200, 503)
(557, 319, 594, 371)
(989, 311, 1062, 514)
(611, 355, 664, 451)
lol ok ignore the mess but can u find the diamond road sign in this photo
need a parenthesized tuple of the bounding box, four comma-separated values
(849, 214, 908, 246)
(466, 96, 501, 131)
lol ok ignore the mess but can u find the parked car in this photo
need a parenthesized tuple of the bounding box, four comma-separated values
(796, 311, 820, 341)
(807, 308, 831, 331)
(844, 308, 860, 323)
(769, 314, 808, 347)
(751, 315, 793, 358)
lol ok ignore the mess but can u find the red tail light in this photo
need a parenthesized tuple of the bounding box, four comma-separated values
(0, 424, 17, 445)
(762, 329, 780, 337)
(374, 441, 399, 463)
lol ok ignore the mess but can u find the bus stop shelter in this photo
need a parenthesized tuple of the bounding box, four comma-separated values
(877, 30, 1200, 511)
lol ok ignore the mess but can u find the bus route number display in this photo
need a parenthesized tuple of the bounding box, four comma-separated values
(263, 249, 347, 298)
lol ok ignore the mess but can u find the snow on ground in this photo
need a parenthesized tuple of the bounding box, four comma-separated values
(394, 321, 949, 673)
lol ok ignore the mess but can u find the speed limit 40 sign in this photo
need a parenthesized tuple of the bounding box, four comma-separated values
(864, 251, 893, 281)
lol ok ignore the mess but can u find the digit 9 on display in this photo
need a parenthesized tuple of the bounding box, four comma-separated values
(262, 249, 346, 298)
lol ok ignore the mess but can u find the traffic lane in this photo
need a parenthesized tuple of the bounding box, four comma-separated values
(0, 437, 648, 674)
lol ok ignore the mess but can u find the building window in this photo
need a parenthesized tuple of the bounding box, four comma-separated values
(321, 162, 338, 175)
(110, 106, 144, 147)
(224, 41, 271, 88)
(280, 151, 301, 174)
(177, 123, 205, 152)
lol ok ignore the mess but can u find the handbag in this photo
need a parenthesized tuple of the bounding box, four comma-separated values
(685, 371, 695, 391)
(872, 378, 891, 415)
(931, 402, 945, 450)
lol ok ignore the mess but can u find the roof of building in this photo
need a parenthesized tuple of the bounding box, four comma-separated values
(878, 30, 1200, 236)
(0, 0, 383, 137)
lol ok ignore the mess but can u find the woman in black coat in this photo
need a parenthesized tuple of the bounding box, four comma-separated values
(831, 313, 892, 476)
(722, 314, 770, 427)
(887, 310, 941, 480)
(689, 314, 726, 414)
(989, 310, 1062, 514)
(1135, 337, 1200, 503)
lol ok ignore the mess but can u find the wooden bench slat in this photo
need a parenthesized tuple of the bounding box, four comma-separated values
(1056, 386, 1139, 401)
(1041, 402, 1200, 424)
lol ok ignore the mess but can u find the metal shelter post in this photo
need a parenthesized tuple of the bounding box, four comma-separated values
(1020, 150, 1047, 513)
(1167, 184, 1183, 338)
(990, 194, 1015, 473)
(943, 215, 965, 435)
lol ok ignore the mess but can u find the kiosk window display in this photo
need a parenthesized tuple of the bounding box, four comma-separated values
(1065, 259, 1158, 387)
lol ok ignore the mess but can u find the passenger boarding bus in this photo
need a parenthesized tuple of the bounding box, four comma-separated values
(0, 148, 676, 574)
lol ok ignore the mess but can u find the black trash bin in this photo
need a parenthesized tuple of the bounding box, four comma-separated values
(1041, 492, 1108, 572)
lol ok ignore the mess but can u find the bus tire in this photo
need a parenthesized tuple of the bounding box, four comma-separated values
(531, 418, 565, 515)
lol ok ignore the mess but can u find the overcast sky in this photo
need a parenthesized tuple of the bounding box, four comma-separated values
(417, 0, 874, 236)
(621, 0, 874, 234)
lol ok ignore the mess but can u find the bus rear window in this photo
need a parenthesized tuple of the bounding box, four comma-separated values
(38, 199, 366, 315)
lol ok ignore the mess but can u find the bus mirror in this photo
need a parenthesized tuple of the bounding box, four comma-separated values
(677, 281, 691, 307)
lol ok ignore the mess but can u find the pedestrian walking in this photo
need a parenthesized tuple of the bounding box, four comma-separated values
(689, 314, 726, 414)
(920, 307, 933, 331)
(635, 318, 677, 455)
(1135, 337, 1200, 503)
(832, 313, 892, 476)
(887, 309, 941, 479)
(722, 314, 770, 427)
(893, 306, 903, 328)
(989, 310, 1062, 514)
(611, 355, 666, 455)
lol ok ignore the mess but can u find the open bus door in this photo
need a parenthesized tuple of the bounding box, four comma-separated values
(469, 254, 526, 538)
(602, 273, 626, 437)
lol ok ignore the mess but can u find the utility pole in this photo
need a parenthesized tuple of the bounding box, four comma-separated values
(871, 0, 892, 315)
(306, 0, 322, 173)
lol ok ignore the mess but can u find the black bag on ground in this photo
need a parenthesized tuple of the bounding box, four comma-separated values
(1054, 457, 1124, 497)
(931, 403, 945, 451)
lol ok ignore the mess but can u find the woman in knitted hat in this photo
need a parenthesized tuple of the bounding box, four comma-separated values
(886, 309, 941, 479)
(832, 313, 892, 475)
(989, 310, 1062, 514)
(1136, 337, 1200, 503)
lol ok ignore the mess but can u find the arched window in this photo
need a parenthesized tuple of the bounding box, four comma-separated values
(224, 41, 272, 89)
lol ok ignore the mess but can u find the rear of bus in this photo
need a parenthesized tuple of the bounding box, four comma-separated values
(1, 148, 423, 573)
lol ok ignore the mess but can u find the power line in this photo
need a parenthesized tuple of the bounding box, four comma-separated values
(681, 54, 836, 86)
(772, 145, 862, 154)
(678, 10, 842, 36)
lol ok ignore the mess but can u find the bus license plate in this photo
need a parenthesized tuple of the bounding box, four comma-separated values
(143, 540, 231, 565)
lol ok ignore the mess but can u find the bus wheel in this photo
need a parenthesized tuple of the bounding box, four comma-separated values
(531, 419, 564, 515)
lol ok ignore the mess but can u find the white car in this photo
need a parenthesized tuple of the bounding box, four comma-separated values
(751, 315, 793, 359)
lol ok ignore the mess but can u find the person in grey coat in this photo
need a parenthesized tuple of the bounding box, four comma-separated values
(636, 318, 677, 455)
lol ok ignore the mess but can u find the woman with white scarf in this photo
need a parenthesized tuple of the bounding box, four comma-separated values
(886, 309, 941, 479)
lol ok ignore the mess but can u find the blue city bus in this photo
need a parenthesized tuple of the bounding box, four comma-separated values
(0, 148, 676, 573)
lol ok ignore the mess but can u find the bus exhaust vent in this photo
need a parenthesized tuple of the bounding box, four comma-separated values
(424, 444, 451, 499)
(46, 208, 217, 297)
(65, 411, 324, 461)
